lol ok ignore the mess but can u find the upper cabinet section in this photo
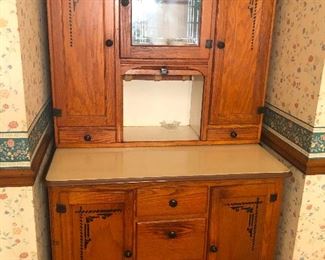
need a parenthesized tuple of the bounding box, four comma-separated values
(48, 0, 115, 127)
(119, 0, 215, 59)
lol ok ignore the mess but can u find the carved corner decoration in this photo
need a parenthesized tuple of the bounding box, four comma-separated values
(227, 198, 262, 251)
(76, 207, 122, 260)
(248, 0, 258, 50)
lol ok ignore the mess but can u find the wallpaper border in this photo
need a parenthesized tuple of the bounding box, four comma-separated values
(264, 105, 325, 156)
(0, 101, 52, 167)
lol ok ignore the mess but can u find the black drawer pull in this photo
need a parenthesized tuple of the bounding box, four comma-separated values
(105, 39, 114, 47)
(230, 130, 238, 138)
(167, 231, 177, 239)
(210, 245, 218, 252)
(84, 134, 92, 142)
(121, 0, 129, 7)
(124, 250, 132, 257)
(169, 199, 178, 208)
(217, 41, 225, 49)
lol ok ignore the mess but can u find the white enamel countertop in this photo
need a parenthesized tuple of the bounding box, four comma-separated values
(46, 145, 290, 183)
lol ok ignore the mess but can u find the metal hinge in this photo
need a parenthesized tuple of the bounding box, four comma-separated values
(53, 108, 62, 117)
(205, 39, 213, 49)
(257, 106, 266, 114)
(269, 193, 278, 202)
(56, 203, 66, 213)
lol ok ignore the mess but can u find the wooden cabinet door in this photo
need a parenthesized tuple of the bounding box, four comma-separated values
(48, 0, 115, 127)
(119, 0, 215, 59)
(209, 0, 276, 126)
(208, 183, 282, 260)
(55, 191, 134, 260)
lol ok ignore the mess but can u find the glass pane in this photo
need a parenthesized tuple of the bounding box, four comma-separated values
(132, 0, 201, 46)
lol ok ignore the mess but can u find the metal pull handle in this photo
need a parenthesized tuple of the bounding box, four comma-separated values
(169, 199, 178, 208)
(124, 250, 132, 258)
(230, 130, 238, 138)
(105, 39, 114, 47)
(84, 134, 92, 142)
(167, 231, 177, 239)
(160, 67, 168, 75)
(210, 245, 218, 252)
(217, 41, 225, 49)
(121, 0, 129, 7)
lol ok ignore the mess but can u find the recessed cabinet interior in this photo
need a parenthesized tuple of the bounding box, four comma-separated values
(47, 0, 276, 147)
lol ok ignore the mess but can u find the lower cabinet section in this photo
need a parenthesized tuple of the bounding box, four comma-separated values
(48, 179, 284, 260)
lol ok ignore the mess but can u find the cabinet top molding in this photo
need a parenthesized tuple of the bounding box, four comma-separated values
(46, 145, 289, 183)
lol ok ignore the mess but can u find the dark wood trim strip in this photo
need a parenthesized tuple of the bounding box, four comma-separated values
(0, 128, 55, 187)
(261, 128, 325, 175)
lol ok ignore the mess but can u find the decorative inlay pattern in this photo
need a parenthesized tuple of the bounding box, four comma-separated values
(248, 0, 258, 50)
(68, 0, 73, 47)
(227, 198, 262, 250)
(76, 207, 122, 260)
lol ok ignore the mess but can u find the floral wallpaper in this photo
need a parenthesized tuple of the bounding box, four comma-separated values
(292, 174, 325, 260)
(266, 0, 325, 126)
(265, 0, 325, 259)
(16, 0, 51, 128)
(0, 0, 27, 132)
(315, 64, 325, 127)
(0, 186, 38, 260)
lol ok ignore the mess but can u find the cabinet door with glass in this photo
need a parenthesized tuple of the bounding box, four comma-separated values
(120, 0, 215, 59)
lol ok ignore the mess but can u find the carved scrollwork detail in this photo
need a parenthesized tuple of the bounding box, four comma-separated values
(76, 207, 122, 260)
(227, 197, 262, 251)
(248, 0, 259, 50)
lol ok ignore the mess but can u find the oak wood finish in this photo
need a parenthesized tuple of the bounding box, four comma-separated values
(119, 0, 215, 60)
(262, 128, 325, 175)
(207, 126, 259, 142)
(48, 177, 286, 260)
(47, 0, 116, 132)
(208, 0, 276, 139)
(137, 186, 208, 219)
(137, 218, 207, 260)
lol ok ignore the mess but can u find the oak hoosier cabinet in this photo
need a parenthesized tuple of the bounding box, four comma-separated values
(46, 1, 288, 260)
(48, 0, 276, 146)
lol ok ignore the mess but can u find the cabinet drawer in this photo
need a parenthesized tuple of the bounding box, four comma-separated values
(207, 127, 259, 142)
(137, 219, 206, 260)
(58, 128, 116, 145)
(137, 186, 208, 218)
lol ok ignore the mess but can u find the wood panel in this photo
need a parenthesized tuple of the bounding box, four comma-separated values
(53, 190, 134, 260)
(137, 186, 208, 219)
(137, 218, 206, 260)
(48, 0, 115, 127)
(208, 182, 283, 260)
(209, 0, 276, 126)
(207, 126, 259, 142)
(58, 127, 116, 145)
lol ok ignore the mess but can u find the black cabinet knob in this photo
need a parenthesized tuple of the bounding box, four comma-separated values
(105, 39, 114, 47)
(121, 0, 129, 7)
(210, 245, 218, 252)
(217, 41, 225, 49)
(169, 199, 178, 208)
(167, 231, 177, 239)
(124, 250, 132, 258)
(230, 130, 238, 138)
(84, 134, 92, 142)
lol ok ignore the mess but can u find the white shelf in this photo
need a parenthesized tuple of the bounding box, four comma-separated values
(123, 126, 199, 142)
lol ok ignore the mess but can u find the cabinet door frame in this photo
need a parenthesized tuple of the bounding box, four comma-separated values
(207, 181, 283, 260)
(119, 0, 216, 59)
(47, 0, 116, 127)
(52, 190, 134, 260)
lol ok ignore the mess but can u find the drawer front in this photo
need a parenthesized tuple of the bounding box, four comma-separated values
(58, 127, 116, 145)
(137, 186, 208, 218)
(207, 127, 259, 142)
(137, 219, 206, 260)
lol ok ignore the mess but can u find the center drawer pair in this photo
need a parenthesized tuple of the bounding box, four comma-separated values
(136, 186, 208, 260)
